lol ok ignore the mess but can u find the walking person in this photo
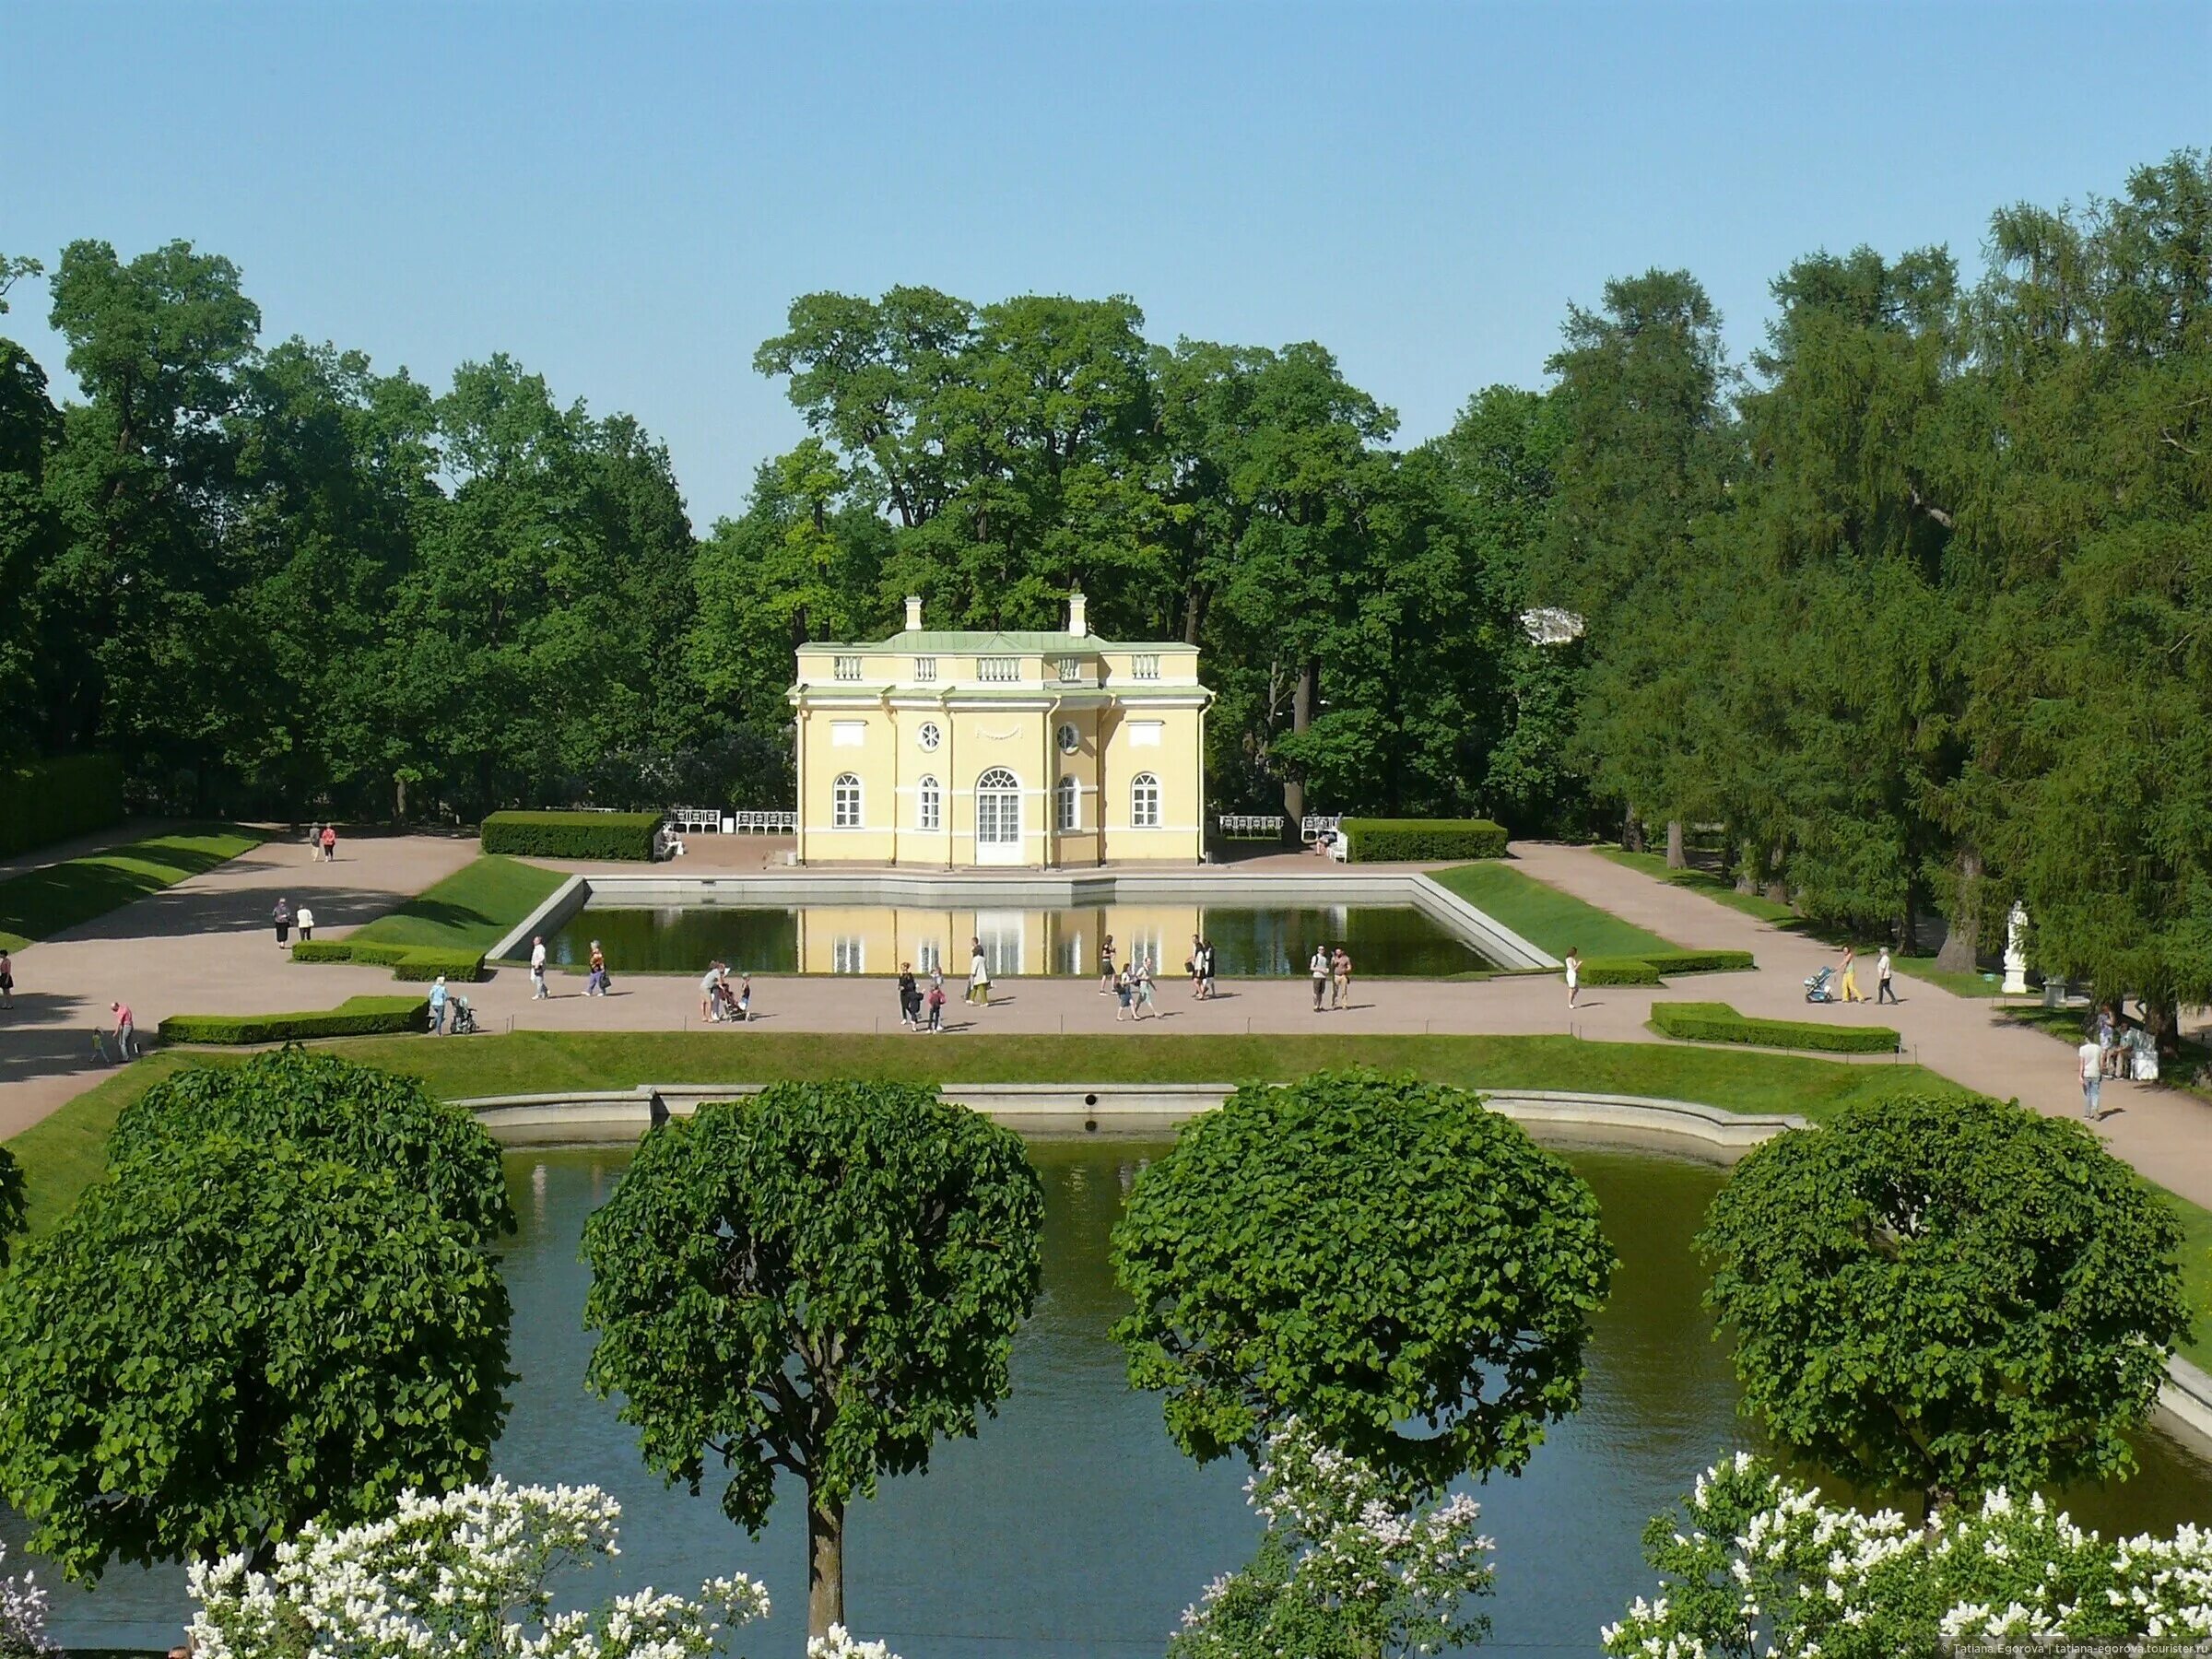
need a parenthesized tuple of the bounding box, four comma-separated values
(307, 823, 322, 861)
(1188, 935, 1206, 999)
(1838, 945, 1863, 1004)
(585, 939, 609, 995)
(2079, 1030, 2105, 1121)
(2097, 1004, 2120, 1079)
(0, 947, 12, 1009)
(110, 1000, 136, 1060)
(1309, 946, 1330, 1012)
(1876, 946, 1898, 1005)
(530, 935, 549, 999)
(967, 940, 991, 1007)
(700, 961, 724, 1022)
(898, 962, 919, 1030)
(735, 972, 753, 1022)
(925, 978, 946, 1033)
(1098, 935, 1117, 994)
(295, 903, 315, 945)
(1135, 957, 1158, 1019)
(1565, 946, 1582, 1010)
(429, 975, 450, 1035)
(321, 823, 338, 863)
(1331, 947, 1350, 1010)
(1114, 963, 1134, 1022)
(273, 897, 291, 949)
(1199, 937, 1217, 1001)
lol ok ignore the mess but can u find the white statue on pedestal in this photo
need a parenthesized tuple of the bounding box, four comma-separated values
(2002, 900, 2029, 995)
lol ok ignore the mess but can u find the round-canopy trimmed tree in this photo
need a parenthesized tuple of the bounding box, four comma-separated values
(581, 1080, 1044, 1640)
(0, 1134, 513, 1579)
(1699, 1091, 2191, 1513)
(1110, 1068, 1614, 1494)
(112, 1045, 513, 1241)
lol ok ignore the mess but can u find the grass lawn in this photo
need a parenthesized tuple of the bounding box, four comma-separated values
(1595, 846, 2029, 1000)
(1595, 844, 1798, 926)
(0, 825, 264, 952)
(8, 1030, 1949, 1235)
(346, 853, 567, 957)
(1432, 860, 1676, 959)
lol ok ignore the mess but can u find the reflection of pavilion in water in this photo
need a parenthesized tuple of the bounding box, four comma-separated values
(791, 902, 1352, 978)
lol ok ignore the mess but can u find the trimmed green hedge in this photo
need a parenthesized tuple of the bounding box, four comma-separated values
(480, 810, 659, 861)
(2, 756, 124, 859)
(1651, 1000, 1899, 1054)
(1578, 957, 1664, 986)
(389, 948, 488, 982)
(289, 939, 488, 982)
(1343, 818, 1509, 862)
(1641, 949, 1756, 975)
(158, 995, 429, 1045)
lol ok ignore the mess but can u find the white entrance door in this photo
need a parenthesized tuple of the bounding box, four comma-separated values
(974, 769, 1023, 866)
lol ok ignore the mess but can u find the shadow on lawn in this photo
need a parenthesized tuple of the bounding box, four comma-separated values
(0, 830, 261, 945)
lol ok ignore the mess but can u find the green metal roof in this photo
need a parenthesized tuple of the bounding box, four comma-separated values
(807, 629, 1197, 653)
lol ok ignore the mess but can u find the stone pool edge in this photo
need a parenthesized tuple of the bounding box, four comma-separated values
(464, 1077, 2212, 1460)
(487, 869, 1558, 972)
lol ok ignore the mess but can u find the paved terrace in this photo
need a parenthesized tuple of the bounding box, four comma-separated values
(3, 834, 2206, 1212)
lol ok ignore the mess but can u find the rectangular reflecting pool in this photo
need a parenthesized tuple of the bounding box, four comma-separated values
(544, 901, 1498, 977)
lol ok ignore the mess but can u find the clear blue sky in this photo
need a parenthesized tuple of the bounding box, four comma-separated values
(5, 2, 2205, 524)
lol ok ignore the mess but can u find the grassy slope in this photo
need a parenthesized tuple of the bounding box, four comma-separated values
(1594, 845, 2017, 998)
(346, 853, 567, 955)
(1431, 860, 1675, 959)
(0, 826, 264, 951)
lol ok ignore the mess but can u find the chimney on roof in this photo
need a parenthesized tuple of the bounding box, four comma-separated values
(1066, 588, 1088, 638)
(905, 594, 924, 630)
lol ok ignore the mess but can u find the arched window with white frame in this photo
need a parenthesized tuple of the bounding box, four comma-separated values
(1131, 772, 1161, 829)
(917, 775, 941, 831)
(831, 772, 862, 829)
(1055, 774, 1078, 832)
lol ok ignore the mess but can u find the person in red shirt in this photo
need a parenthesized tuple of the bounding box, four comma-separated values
(321, 824, 338, 863)
(110, 1000, 137, 1059)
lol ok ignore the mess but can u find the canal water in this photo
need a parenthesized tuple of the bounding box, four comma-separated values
(543, 901, 1495, 979)
(18, 1137, 2212, 1656)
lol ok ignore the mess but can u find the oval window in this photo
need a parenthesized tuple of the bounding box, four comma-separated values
(917, 722, 942, 752)
(1056, 723, 1079, 754)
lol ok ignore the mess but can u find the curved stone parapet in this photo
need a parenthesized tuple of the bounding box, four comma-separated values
(457, 1080, 1797, 1151)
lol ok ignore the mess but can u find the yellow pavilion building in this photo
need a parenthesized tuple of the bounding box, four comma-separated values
(788, 592, 1211, 867)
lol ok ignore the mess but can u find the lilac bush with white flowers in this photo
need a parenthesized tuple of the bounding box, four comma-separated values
(1603, 1452, 2212, 1658)
(1170, 1421, 1496, 1659)
(185, 1478, 771, 1659)
(0, 1542, 54, 1658)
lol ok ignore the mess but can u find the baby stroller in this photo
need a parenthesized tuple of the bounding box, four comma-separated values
(1804, 965, 1837, 1004)
(449, 995, 481, 1035)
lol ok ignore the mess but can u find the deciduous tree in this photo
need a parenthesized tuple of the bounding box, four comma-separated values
(1111, 1069, 1612, 1495)
(581, 1081, 1044, 1639)
(1699, 1093, 2189, 1515)
(0, 1135, 512, 1579)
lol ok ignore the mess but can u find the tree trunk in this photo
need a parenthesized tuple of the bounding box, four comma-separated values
(1665, 819, 1687, 870)
(1934, 848, 1982, 974)
(1762, 843, 1788, 907)
(1281, 661, 1314, 824)
(1182, 585, 1207, 648)
(1622, 809, 1643, 853)
(1735, 838, 1759, 896)
(2145, 993, 2182, 1061)
(806, 1489, 845, 1640)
